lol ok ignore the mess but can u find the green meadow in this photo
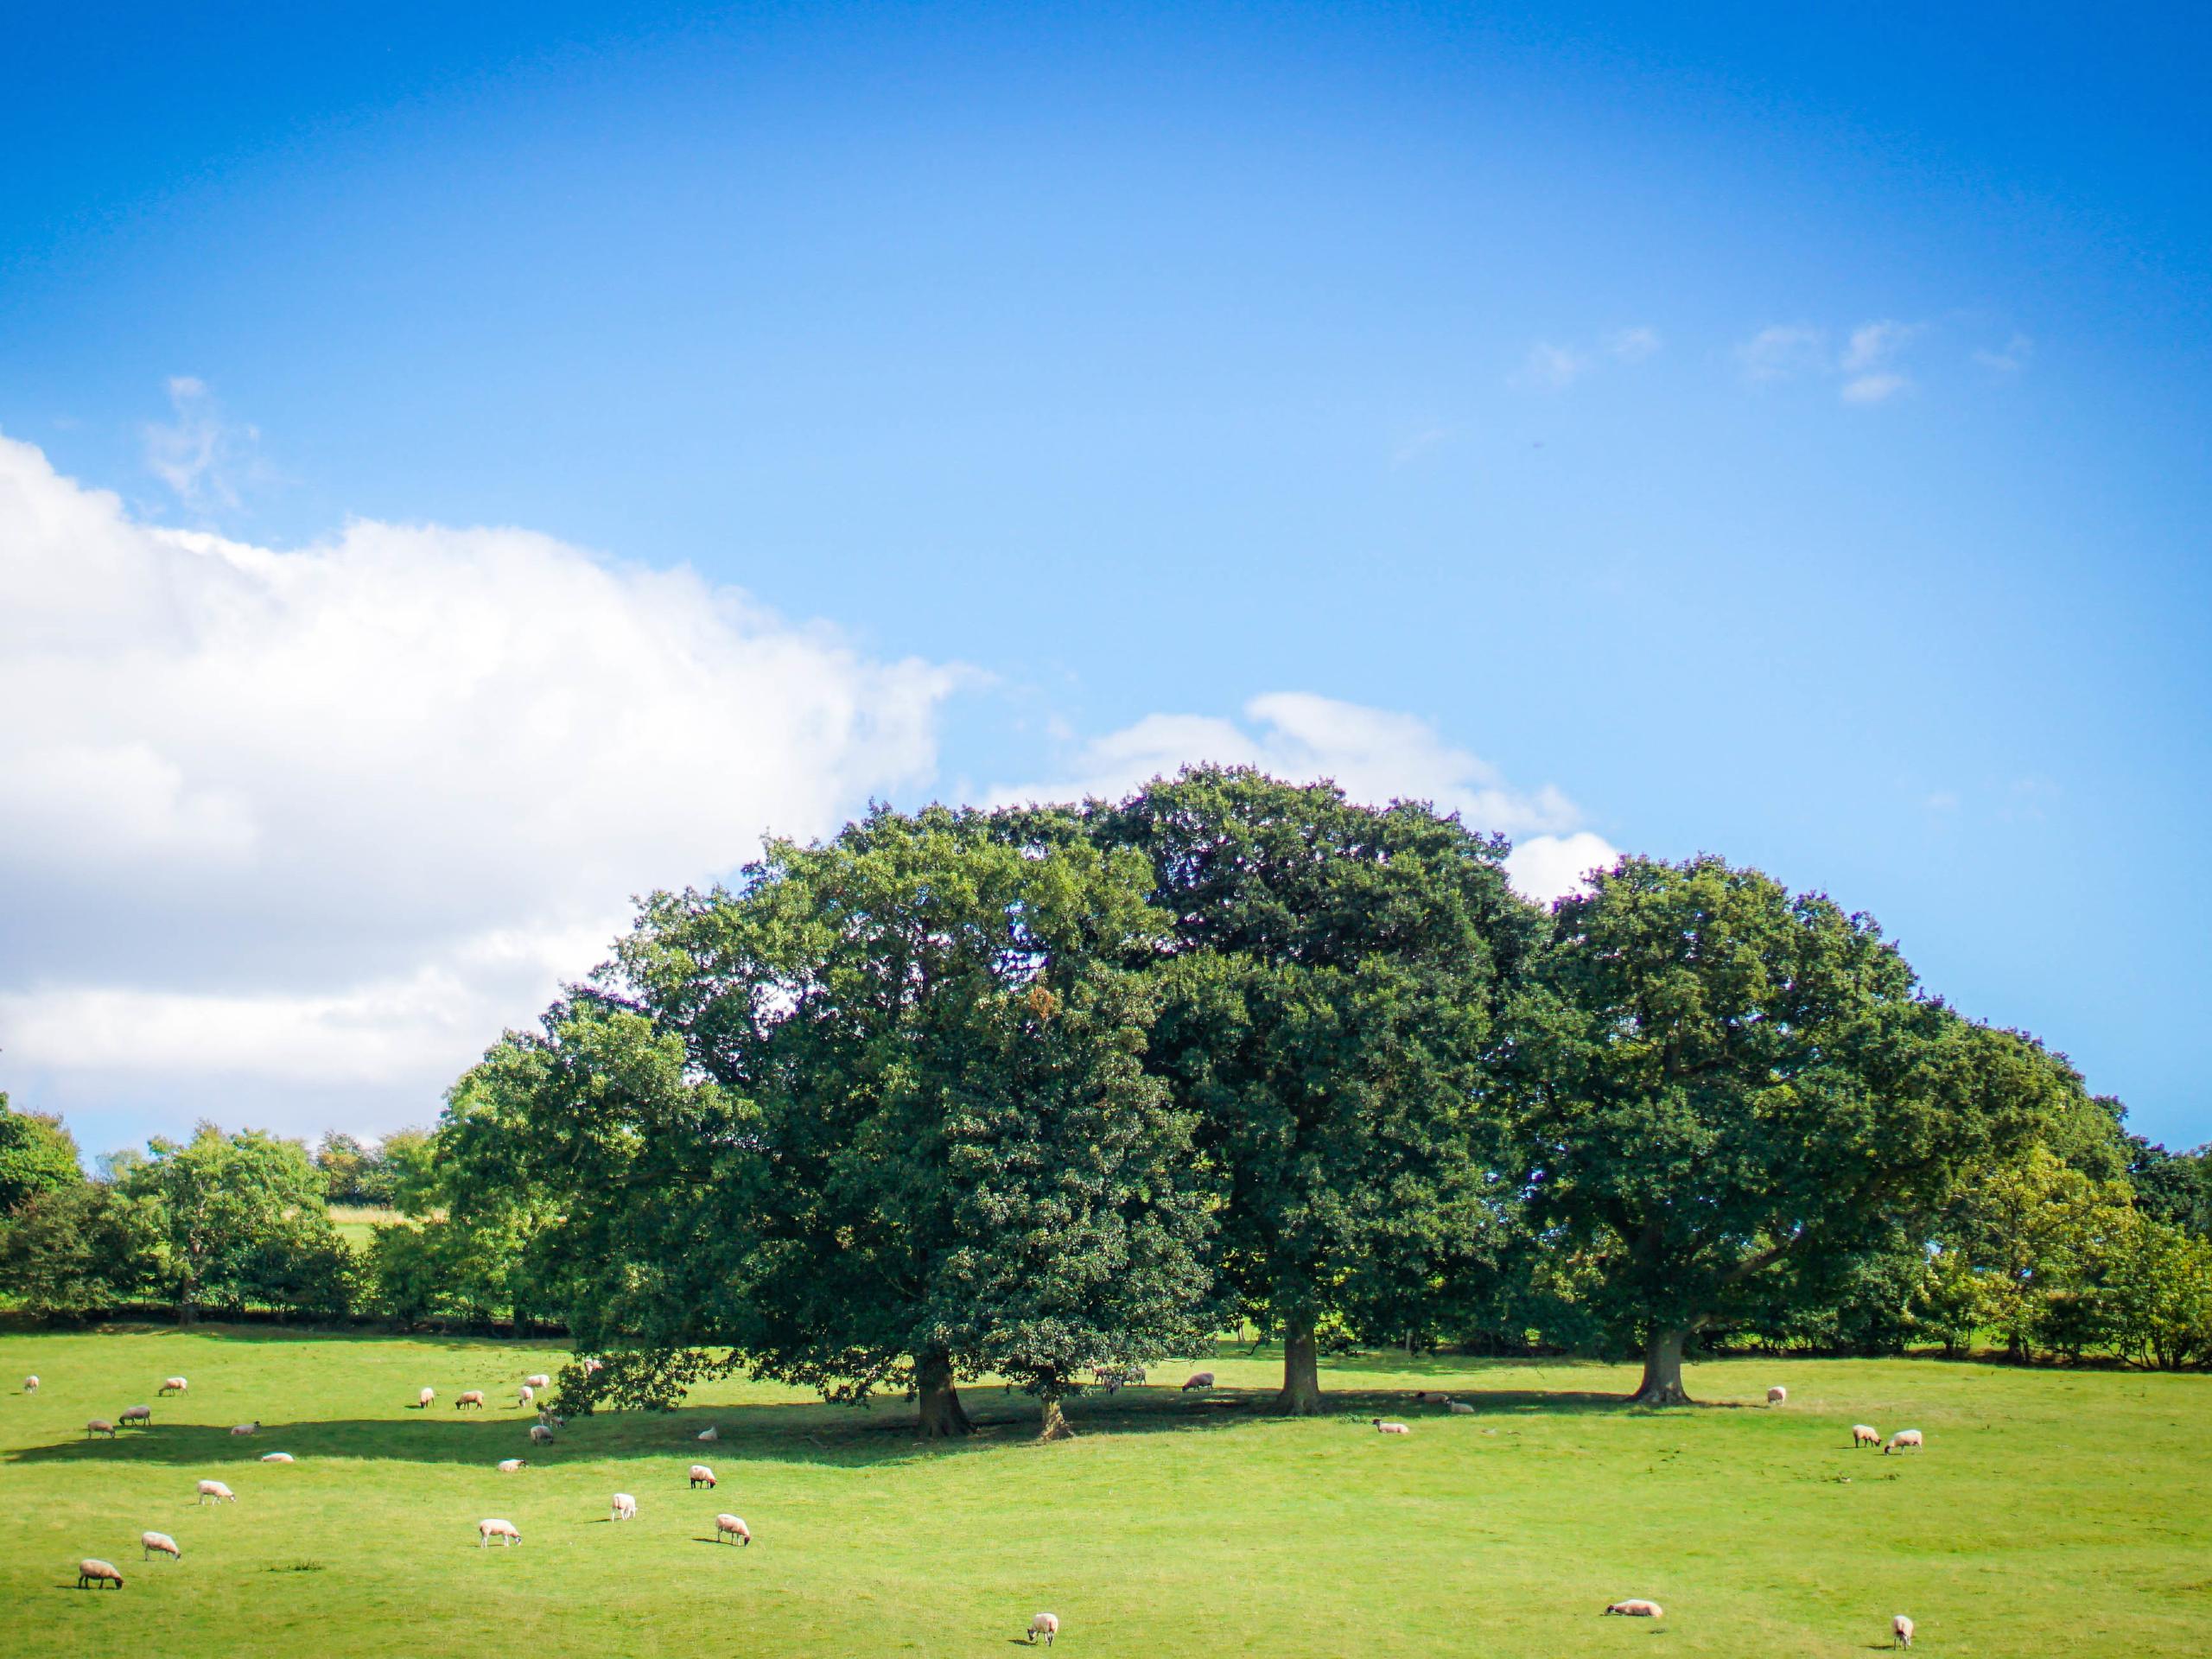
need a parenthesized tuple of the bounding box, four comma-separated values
(1, 1327, 2205, 1657)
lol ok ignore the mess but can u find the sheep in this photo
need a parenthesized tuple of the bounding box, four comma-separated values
(230, 1421, 260, 1436)
(1448, 1402, 1476, 1415)
(1413, 1390, 1452, 1405)
(455, 1390, 486, 1411)
(23, 1375, 38, 1394)
(696, 1426, 719, 1442)
(77, 1559, 124, 1590)
(689, 1464, 716, 1489)
(417, 1387, 435, 1409)
(197, 1479, 235, 1504)
(611, 1492, 638, 1522)
(1853, 1424, 1881, 1448)
(1885, 1429, 1923, 1454)
(1027, 1611, 1060, 1645)
(120, 1404, 153, 1427)
(582, 1357, 605, 1375)
(1767, 1386, 1788, 1406)
(158, 1376, 188, 1395)
(260, 1452, 295, 1464)
(714, 1512, 751, 1546)
(498, 1458, 528, 1473)
(516, 1385, 535, 1408)
(1180, 1371, 1215, 1391)
(1892, 1613, 1915, 1649)
(1372, 1419, 1411, 1435)
(537, 1409, 568, 1429)
(524, 1373, 552, 1390)
(1605, 1599, 1663, 1618)
(141, 1531, 181, 1561)
(86, 1419, 118, 1439)
(528, 1424, 555, 1446)
(478, 1518, 521, 1548)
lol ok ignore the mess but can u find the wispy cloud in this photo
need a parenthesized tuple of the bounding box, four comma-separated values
(143, 377, 266, 513)
(1840, 371, 1910, 405)
(1605, 326, 1662, 364)
(1740, 319, 1928, 404)
(1974, 333, 2034, 373)
(1738, 324, 1828, 382)
(1514, 326, 1661, 391)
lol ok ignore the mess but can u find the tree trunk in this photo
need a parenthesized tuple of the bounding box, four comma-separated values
(915, 1347, 972, 1439)
(1276, 1315, 1323, 1414)
(1630, 1327, 1692, 1406)
(1037, 1394, 1075, 1441)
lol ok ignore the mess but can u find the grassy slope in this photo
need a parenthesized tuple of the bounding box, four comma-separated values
(0, 1329, 2204, 1656)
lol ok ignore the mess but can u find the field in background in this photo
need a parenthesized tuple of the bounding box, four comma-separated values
(321, 1207, 402, 1253)
(1, 1329, 2205, 1657)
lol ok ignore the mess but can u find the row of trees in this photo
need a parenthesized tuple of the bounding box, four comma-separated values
(4, 770, 2208, 1422)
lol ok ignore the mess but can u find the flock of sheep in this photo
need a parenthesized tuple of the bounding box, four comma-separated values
(29, 1364, 1928, 1648)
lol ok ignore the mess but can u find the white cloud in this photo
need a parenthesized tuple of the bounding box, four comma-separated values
(1516, 327, 1661, 391)
(0, 432, 959, 1128)
(144, 376, 265, 512)
(1741, 319, 1927, 403)
(1605, 326, 1662, 364)
(988, 691, 1618, 904)
(1738, 324, 1828, 382)
(1841, 372, 1910, 405)
(1841, 320, 1916, 372)
(1975, 334, 2033, 372)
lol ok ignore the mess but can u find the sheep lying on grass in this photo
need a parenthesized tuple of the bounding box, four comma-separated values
(715, 1513, 751, 1546)
(260, 1452, 295, 1464)
(1027, 1611, 1060, 1645)
(77, 1559, 124, 1589)
(498, 1459, 527, 1473)
(1372, 1419, 1411, 1435)
(229, 1421, 260, 1436)
(1605, 1599, 1662, 1618)
(1448, 1402, 1476, 1415)
(141, 1531, 181, 1561)
(696, 1426, 719, 1442)
(478, 1518, 520, 1548)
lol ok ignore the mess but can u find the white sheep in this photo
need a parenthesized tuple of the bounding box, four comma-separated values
(1885, 1429, 1923, 1454)
(1767, 1386, 1788, 1406)
(1372, 1419, 1411, 1434)
(582, 1357, 605, 1375)
(528, 1423, 555, 1446)
(1893, 1613, 1915, 1649)
(524, 1373, 552, 1390)
(455, 1390, 486, 1410)
(159, 1376, 188, 1395)
(689, 1464, 716, 1489)
(197, 1479, 235, 1504)
(86, 1418, 117, 1439)
(23, 1375, 38, 1394)
(1448, 1402, 1476, 1414)
(77, 1559, 124, 1589)
(260, 1452, 296, 1464)
(417, 1387, 435, 1409)
(1605, 1599, 1663, 1618)
(1852, 1424, 1881, 1448)
(715, 1512, 751, 1546)
(478, 1517, 521, 1548)
(120, 1405, 153, 1427)
(1180, 1371, 1215, 1391)
(229, 1421, 260, 1436)
(1027, 1611, 1060, 1645)
(611, 1492, 638, 1522)
(697, 1426, 719, 1442)
(498, 1458, 528, 1473)
(517, 1385, 535, 1407)
(141, 1530, 181, 1561)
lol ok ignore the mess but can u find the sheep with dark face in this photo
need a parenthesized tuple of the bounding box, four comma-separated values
(159, 1376, 188, 1395)
(77, 1560, 124, 1589)
(120, 1405, 153, 1427)
(142, 1532, 181, 1561)
(1027, 1612, 1059, 1645)
(478, 1518, 520, 1548)
(1605, 1599, 1662, 1618)
(690, 1465, 715, 1489)
(715, 1513, 751, 1546)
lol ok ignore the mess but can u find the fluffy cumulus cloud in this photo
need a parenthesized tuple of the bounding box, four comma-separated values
(0, 435, 958, 1128)
(989, 692, 1620, 903)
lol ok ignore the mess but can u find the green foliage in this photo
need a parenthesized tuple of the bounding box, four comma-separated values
(118, 1123, 328, 1321)
(0, 1096, 85, 1213)
(238, 1209, 358, 1321)
(2100, 1212, 2212, 1370)
(0, 1180, 156, 1318)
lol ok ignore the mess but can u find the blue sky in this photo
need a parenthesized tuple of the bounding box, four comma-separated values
(2, 3, 2206, 1154)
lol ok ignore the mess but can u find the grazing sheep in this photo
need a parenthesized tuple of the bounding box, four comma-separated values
(689, 1464, 716, 1489)
(1893, 1613, 1915, 1649)
(1448, 1402, 1476, 1415)
(23, 1376, 38, 1394)
(1180, 1371, 1215, 1391)
(229, 1421, 260, 1436)
(715, 1512, 751, 1546)
(1767, 1386, 1788, 1406)
(1885, 1430, 1923, 1454)
(120, 1405, 153, 1427)
(1027, 1611, 1060, 1645)
(611, 1493, 637, 1522)
(417, 1387, 435, 1409)
(455, 1390, 486, 1411)
(538, 1410, 568, 1428)
(528, 1424, 555, 1446)
(478, 1518, 521, 1548)
(582, 1357, 605, 1375)
(159, 1376, 188, 1395)
(517, 1386, 535, 1408)
(141, 1531, 181, 1561)
(1853, 1424, 1881, 1448)
(1605, 1599, 1663, 1618)
(77, 1559, 124, 1590)
(498, 1458, 528, 1473)
(524, 1373, 552, 1390)
(696, 1426, 719, 1442)
(86, 1419, 117, 1439)
(1372, 1419, 1411, 1435)
(260, 1452, 295, 1464)
(197, 1479, 235, 1504)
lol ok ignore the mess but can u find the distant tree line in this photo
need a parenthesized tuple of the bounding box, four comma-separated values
(3, 770, 2209, 1423)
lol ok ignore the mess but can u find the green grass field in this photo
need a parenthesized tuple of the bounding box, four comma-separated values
(1, 1327, 2204, 1656)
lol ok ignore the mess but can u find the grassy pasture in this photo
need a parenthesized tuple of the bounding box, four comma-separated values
(0, 1328, 2205, 1656)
